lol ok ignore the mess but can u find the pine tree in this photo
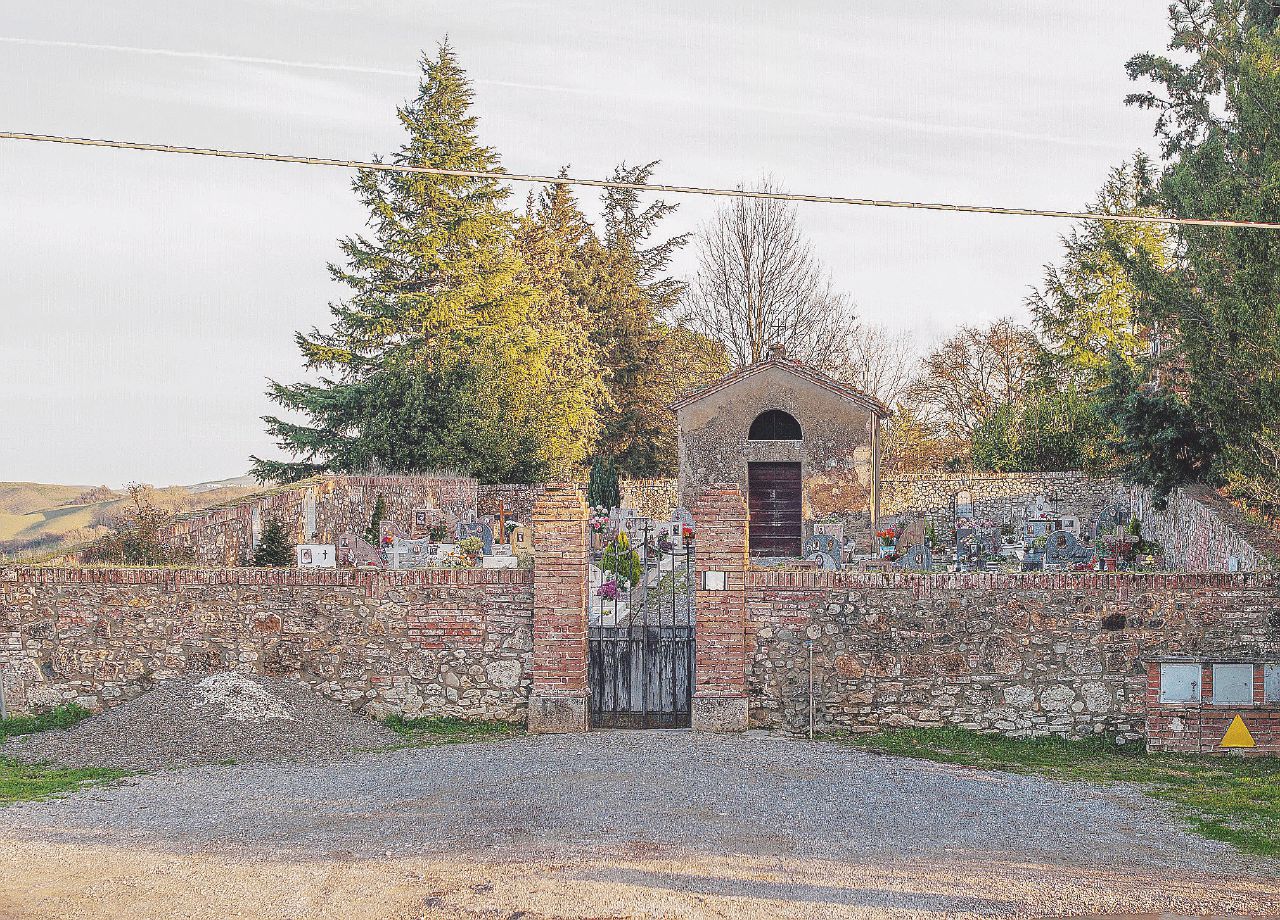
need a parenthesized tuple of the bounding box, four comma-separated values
(1028, 154, 1171, 391)
(250, 42, 598, 484)
(253, 518, 295, 567)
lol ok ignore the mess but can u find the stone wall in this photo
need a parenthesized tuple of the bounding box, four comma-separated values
(745, 571, 1280, 742)
(477, 484, 544, 524)
(619, 479, 678, 519)
(0, 566, 532, 721)
(154, 475, 479, 566)
(880, 471, 1120, 530)
(1130, 485, 1275, 572)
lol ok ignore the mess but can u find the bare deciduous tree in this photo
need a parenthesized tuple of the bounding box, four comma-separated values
(904, 318, 1043, 441)
(682, 178, 857, 369)
(839, 323, 917, 408)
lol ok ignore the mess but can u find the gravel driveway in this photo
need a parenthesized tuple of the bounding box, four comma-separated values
(3, 731, 1277, 919)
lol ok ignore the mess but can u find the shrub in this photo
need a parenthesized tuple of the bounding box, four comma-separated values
(601, 531, 642, 587)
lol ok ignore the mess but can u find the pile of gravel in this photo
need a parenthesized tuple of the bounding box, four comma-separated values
(3, 672, 400, 771)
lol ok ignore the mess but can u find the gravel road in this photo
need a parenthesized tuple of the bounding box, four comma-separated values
(2, 730, 1276, 920)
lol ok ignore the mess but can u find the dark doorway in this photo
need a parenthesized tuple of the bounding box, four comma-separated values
(748, 461, 802, 557)
(748, 409, 802, 440)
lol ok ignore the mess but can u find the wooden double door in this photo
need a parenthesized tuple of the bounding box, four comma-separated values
(747, 461, 802, 557)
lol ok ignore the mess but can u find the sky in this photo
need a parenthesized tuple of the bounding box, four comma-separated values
(0, 1, 1172, 487)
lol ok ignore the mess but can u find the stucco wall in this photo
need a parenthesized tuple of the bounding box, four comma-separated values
(0, 567, 532, 721)
(677, 364, 880, 545)
(746, 571, 1280, 740)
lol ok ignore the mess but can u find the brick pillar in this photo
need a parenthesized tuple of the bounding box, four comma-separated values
(527, 482, 590, 733)
(691, 483, 750, 732)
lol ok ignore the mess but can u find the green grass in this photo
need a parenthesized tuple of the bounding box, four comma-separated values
(0, 760, 129, 804)
(0, 703, 128, 803)
(0, 703, 93, 739)
(382, 714, 523, 746)
(832, 727, 1280, 857)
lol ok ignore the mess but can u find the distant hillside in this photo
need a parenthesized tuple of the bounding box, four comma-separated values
(0, 477, 262, 561)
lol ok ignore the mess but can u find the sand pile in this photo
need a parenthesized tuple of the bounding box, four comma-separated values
(4, 672, 399, 771)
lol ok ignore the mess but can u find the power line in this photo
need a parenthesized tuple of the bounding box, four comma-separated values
(5, 130, 1280, 231)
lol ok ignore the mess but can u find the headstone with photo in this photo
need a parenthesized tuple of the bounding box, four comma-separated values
(295, 544, 337, 568)
(457, 520, 494, 555)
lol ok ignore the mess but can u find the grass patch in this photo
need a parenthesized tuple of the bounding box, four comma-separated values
(383, 714, 523, 746)
(0, 703, 92, 740)
(831, 727, 1280, 857)
(0, 760, 129, 804)
(0, 703, 127, 803)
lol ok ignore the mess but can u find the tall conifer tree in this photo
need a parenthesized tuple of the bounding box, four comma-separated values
(252, 42, 597, 484)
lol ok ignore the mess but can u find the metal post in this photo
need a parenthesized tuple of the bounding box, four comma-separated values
(806, 639, 814, 740)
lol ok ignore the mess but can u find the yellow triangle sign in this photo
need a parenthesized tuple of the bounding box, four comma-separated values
(1220, 715, 1256, 748)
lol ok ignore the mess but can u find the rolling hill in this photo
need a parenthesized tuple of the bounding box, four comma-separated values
(0, 478, 263, 561)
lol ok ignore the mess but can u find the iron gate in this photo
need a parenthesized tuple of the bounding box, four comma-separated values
(588, 515, 695, 728)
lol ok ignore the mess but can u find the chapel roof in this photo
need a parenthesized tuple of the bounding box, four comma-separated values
(670, 348, 891, 417)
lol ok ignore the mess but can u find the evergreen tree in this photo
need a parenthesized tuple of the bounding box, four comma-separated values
(364, 494, 386, 544)
(1029, 154, 1171, 391)
(251, 42, 598, 485)
(586, 457, 621, 509)
(253, 518, 295, 567)
(1121, 2, 1280, 508)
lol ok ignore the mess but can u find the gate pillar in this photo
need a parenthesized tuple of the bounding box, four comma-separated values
(691, 484, 750, 732)
(528, 482, 590, 733)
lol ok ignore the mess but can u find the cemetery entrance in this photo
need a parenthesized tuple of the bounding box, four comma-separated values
(588, 515, 695, 728)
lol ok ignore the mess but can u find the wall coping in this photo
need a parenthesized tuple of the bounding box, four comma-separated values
(746, 570, 1278, 590)
(1, 566, 532, 588)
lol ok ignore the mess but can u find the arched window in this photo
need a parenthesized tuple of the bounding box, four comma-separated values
(748, 409, 802, 441)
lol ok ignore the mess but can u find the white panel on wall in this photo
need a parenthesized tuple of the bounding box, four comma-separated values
(1264, 664, 1279, 704)
(1159, 663, 1201, 704)
(1212, 663, 1255, 706)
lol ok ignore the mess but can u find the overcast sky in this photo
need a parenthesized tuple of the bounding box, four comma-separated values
(0, 1, 1171, 487)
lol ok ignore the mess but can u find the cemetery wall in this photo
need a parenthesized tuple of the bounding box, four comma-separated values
(1130, 484, 1275, 572)
(744, 571, 1280, 742)
(152, 475, 479, 567)
(477, 484, 544, 524)
(619, 479, 679, 519)
(879, 470, 1120, 530)
(0, 566, 532, 720)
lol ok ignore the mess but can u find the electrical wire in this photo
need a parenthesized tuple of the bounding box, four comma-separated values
(5, 131, 1280, 230)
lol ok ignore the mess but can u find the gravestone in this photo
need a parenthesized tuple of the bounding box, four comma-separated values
(804, 534, 839, 558)
(338, 532, 383, 568)
(805, 550, 839, 570)
(956, 524, 999, 558)
(954, 490, 975, 519)
(1043, 530, 1095, 567)
(295, 543, 336, 568)
(508, 523, 531, 554)
(898, 518, 927, 550)
(457, 520, 494, 555)
(813, 521, 845, 544)
(894, 543, 933, 571)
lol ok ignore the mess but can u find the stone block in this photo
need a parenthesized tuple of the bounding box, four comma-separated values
(527, 691, 589, 733)
(692, 693, 748, 732)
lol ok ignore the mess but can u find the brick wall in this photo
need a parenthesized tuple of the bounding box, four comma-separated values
(745, 571, 1280, 745)
(0, 566, 532, 721)
(1145, 662, 1280, 754)
(153, 475, 480, 567)
(527, 484, 590, 732)
(690, 485, 749, 730)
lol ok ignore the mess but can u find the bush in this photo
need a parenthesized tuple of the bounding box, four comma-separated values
(601, 531, 642, 587)
(586, 458, 621, 510)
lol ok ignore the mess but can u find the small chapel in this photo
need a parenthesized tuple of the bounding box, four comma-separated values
(672, 346, 890, 558)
